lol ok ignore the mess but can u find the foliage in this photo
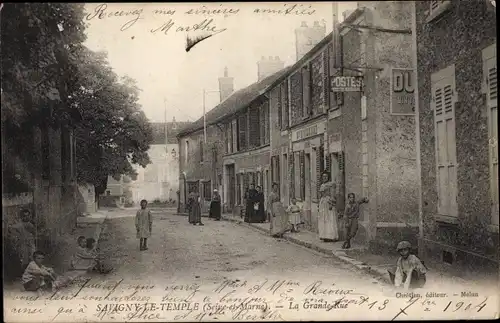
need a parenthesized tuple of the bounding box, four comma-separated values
(69, 47, 153, 194)
(1, 4, 153, 196)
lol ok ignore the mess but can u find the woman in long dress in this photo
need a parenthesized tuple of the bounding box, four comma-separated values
(268, 183, 288, 238)
(136, 199, 153, 250)
(255, 186, 266, 223)
(188, 191, 204, 226)
(245, 184, 258, 223)
(209, 189, 222, 221)
(318, 172, 339, 242)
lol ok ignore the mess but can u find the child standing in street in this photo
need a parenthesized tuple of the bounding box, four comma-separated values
(136, 199, 152, 251)
(342, 193, 368, 249)
(286, 198, 302, 233)
(388, 241, 427, 290)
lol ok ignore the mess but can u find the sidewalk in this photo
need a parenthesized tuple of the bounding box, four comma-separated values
(221, 213, 479, 289)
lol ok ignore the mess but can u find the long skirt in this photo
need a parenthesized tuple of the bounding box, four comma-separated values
(209, 201, 221, 220)
(189, 203, 202, 223)
(270, 202, 288, 236)
(288, 212, 301, 226)
(244, 201, 256, 223)
(318, 198, 339, 240)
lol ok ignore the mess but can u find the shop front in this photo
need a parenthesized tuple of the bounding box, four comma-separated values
(223, 147, 271, 216)
(289, 118, 327, 232)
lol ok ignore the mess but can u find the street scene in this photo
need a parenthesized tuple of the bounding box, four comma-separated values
(2, 1, 499, 322)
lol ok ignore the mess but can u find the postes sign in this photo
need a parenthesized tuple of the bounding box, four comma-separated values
(330, 76, 363, 92)
(390, 68, 415, 115)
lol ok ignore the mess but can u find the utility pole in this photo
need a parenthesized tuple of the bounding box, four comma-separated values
(164, 97, 168, 150)
(203, 89, 207, 143)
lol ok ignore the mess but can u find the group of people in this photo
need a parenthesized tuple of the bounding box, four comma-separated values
(243, 184, 266, 223)
(20, 234, 112, 293)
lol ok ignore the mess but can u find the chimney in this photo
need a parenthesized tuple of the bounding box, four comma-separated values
(295, 21, 326, 61)
(218, 67, 234, 102)
(257, 56, 285, 81)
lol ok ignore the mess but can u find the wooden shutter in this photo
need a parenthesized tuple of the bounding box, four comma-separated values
(231, 119, 237, 152)
(322, 49, 329, 113)
(485, 48, 498, 225)
(432, 68, 458, 218)
(238, 114, 247, 151)
(282, 80, 290, 129)
(264, 102, 270, 144)
(300, 151, 306, 200)
(317, 145, 325, 197)
(302, 65, 311, 118)
(336, 152, 346, 213)
(277, 86, 283, 130)
(199, 140, 204, 162)
(289, 153, 295, 199)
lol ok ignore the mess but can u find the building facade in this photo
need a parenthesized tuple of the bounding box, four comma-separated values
(129, 120, 188, 204)
(330, 2, 418, 251)
(221, 69, 289, 215)
(269, 35, 332, 231)
(415, 0, 498, 274)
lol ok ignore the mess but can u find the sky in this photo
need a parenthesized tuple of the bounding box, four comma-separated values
(84, 2, 358, 123)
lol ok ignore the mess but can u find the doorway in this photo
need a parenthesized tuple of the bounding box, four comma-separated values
(227, 164, 236, 211)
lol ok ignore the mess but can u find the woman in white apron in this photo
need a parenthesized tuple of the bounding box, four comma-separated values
(318, 172, 339, 242)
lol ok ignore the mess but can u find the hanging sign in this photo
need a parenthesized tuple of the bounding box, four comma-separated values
(331, 76, 364, 92)
(390, 68, 415, 115)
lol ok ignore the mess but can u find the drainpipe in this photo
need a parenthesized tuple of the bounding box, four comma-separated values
(411, 1, 424, 253)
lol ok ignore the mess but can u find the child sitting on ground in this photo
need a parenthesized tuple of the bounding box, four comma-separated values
(85, 237, 113, 274)
(21, 251, 57, 292)
(388, 241, 427, 290)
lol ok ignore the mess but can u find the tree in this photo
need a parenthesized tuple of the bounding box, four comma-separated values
(1, 3, 153, 198)
(67, 48, 153, 197)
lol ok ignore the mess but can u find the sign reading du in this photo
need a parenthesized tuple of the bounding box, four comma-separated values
(391, 68, 415, 115)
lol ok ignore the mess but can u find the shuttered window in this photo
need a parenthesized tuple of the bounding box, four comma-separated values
(238, 114, 247, 151)
(199, 140, 204, 162)
(316, 144, 325, 197)
(277, 86, 283, 130)
(299, 151, 306, 200)
(289, 153, 295, 199)
(282, 154, 288, 201)
(483, 44, 498, 226)
(302, 64, 312, 118)
(431, 65, 458, 218)
(282, 80, 290, 130)
(231, 119, 238, 152)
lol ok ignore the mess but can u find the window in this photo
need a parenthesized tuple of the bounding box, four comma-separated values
(277, 86, 283, 130)
(302, 64, 312, 118)
(231, 119, 237, 152)
(483, 43, 498, 226)
(431, 65, 458, 219)
(199, 140, 204, 162)
(203, 181, 212, 201)
(427, 0, 452, 23)
(282, 154, 288, 201)
(187, 181, 198, 194)
(185, 140, 189, 164)
(281, 80, 290, 130)
(294, 152, 301, 199)
(238, 114, 247, 151)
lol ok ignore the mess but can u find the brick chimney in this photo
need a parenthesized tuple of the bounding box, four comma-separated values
(218, 67, 234, 102)
(257, 56, 285, 81)
(294, 21, 326, 61)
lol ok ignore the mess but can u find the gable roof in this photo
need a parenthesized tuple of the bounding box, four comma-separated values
(176, 66, 294, 138)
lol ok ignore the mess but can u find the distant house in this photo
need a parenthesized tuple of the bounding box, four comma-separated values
(129, 118, 190, 205)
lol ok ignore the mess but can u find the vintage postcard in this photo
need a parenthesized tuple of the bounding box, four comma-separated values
(2, 1, 499, 322)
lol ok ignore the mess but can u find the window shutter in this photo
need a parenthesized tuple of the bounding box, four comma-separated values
(199, 140, 204, 162)
(283, 80, 290, 129)
(486, 54, 498, 224)
(432, 72, 458, 217)
(325, 153, 332, 178)
(317, 145, 325, 196)
(302, 65, 311, 118)
(323, 48, 330, 112)
(289, 153, 295, 199)
(238, 114, 247, 151)
(277, 87, 283, 130)
(300, 151, 305, 200)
